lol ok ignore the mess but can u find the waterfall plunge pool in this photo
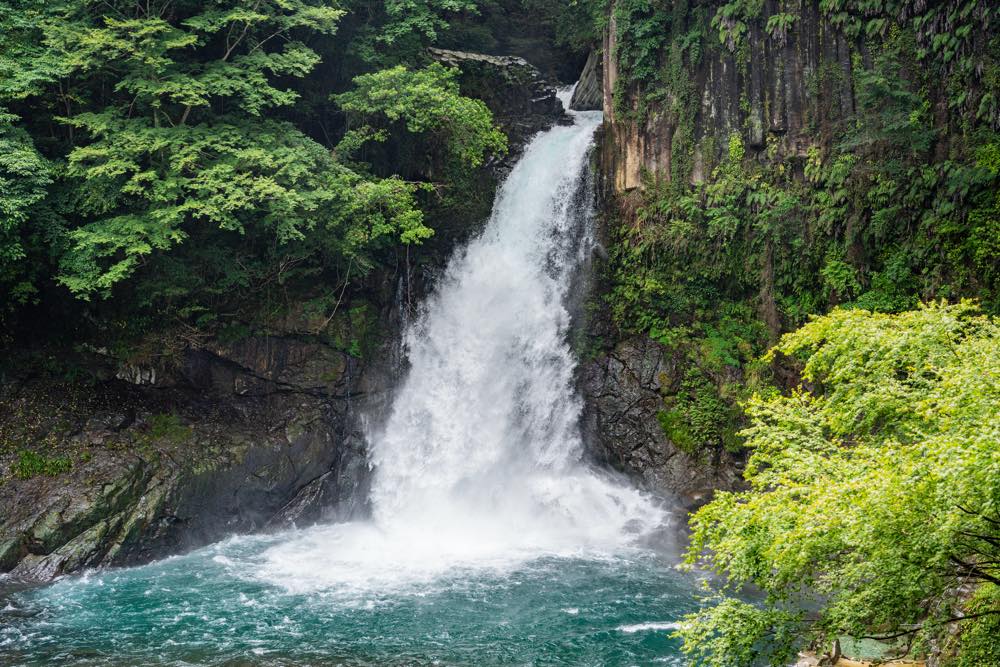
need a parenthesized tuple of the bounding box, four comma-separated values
(2, 530, 700, 665)
(2, 90, 706, 666)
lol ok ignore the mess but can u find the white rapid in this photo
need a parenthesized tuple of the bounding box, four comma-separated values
(254, 91, 666, 595)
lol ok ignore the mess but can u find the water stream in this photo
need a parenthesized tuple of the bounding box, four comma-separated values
(0, 91, 700, 666)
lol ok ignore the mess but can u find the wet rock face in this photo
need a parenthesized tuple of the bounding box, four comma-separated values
(0, 335, 386, 581)
(601, 0, 857, 191)
(569, 50, 602, 111)
(580, 336, 742, 509)
(0, 453, 152, 579)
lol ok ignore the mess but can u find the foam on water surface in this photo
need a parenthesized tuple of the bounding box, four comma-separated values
(247, 89, 666, 596)
(0, 90, 698, 667)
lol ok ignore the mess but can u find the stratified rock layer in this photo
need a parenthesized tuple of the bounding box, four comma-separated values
(569, 50, 602, 111)
(0, 336, 378, 580)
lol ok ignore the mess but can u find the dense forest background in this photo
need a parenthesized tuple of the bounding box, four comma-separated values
(0, 0, 585, 356)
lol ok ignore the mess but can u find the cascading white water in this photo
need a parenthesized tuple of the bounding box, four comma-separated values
(3, 92, 695, 667)
(254, 91, 666, 595)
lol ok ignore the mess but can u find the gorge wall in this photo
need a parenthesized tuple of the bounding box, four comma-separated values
(578, 0, 999, 503)
(1, 337, 378, 579)
(600, 0, 859, 192)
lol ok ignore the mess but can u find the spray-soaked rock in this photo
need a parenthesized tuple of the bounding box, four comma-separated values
(579, 336, 743, 509)
(569, 50, 602, 112)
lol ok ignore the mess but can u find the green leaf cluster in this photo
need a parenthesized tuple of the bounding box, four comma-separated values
(0, 108, 51, 309)
(336, 63, 507, 169)
(678, 302, 1000, 665)
(0, 0, 510, 337)
(11, 448, 72, 479)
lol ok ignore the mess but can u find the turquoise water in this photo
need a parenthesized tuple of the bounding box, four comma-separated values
(0, 97, 703, 667)
(1, 529, 698, 666)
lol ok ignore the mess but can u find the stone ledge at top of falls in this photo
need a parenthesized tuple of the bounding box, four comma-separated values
(569, 50, 602, 112)
(428, 47, 567, 160)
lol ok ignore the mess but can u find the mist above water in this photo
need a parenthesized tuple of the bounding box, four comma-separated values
(1, 90, 693, 667)
(253, 91, 668, 594)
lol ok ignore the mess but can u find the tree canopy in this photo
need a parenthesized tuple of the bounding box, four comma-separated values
(677, 302, 1000, 665)
(0, 0, 513, 333)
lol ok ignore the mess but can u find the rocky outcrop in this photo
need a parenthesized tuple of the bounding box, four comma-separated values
(0, 333, 386, 580)
(580, 336, 742, 509)
(569, 50, 602, 111)
(601, 0, 856, 191)
(430, 47, 565, 160)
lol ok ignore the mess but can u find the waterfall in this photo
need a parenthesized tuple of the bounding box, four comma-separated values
(254, 91, 666, 595)
(4, 91, 693, 667)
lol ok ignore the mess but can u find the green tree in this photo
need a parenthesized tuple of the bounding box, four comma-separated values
(340, 0, 477, 65)
(0, 108, 52, 310)
(335, 63, 507, 170)
(677, 302, 1000, 665)
(0, 0, 509, 324)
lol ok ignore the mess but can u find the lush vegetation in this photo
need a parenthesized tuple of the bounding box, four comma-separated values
(676, 303, 1000, 665)
(10, 449, 72, 479)
(0, 0, 556, 356)
(584, 0, 1000, 663)
(598, 0, 1000, 467)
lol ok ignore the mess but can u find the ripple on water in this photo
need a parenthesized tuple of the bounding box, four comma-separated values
(1, 538, 697, 667)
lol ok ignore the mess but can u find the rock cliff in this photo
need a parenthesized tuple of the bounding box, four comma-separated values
(581, 0, 997, 506)
(580, 335, 742, 508)
(0, 334, 383, 580)
(601, 0, 856, 191)
(569, 50, 603, 111)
